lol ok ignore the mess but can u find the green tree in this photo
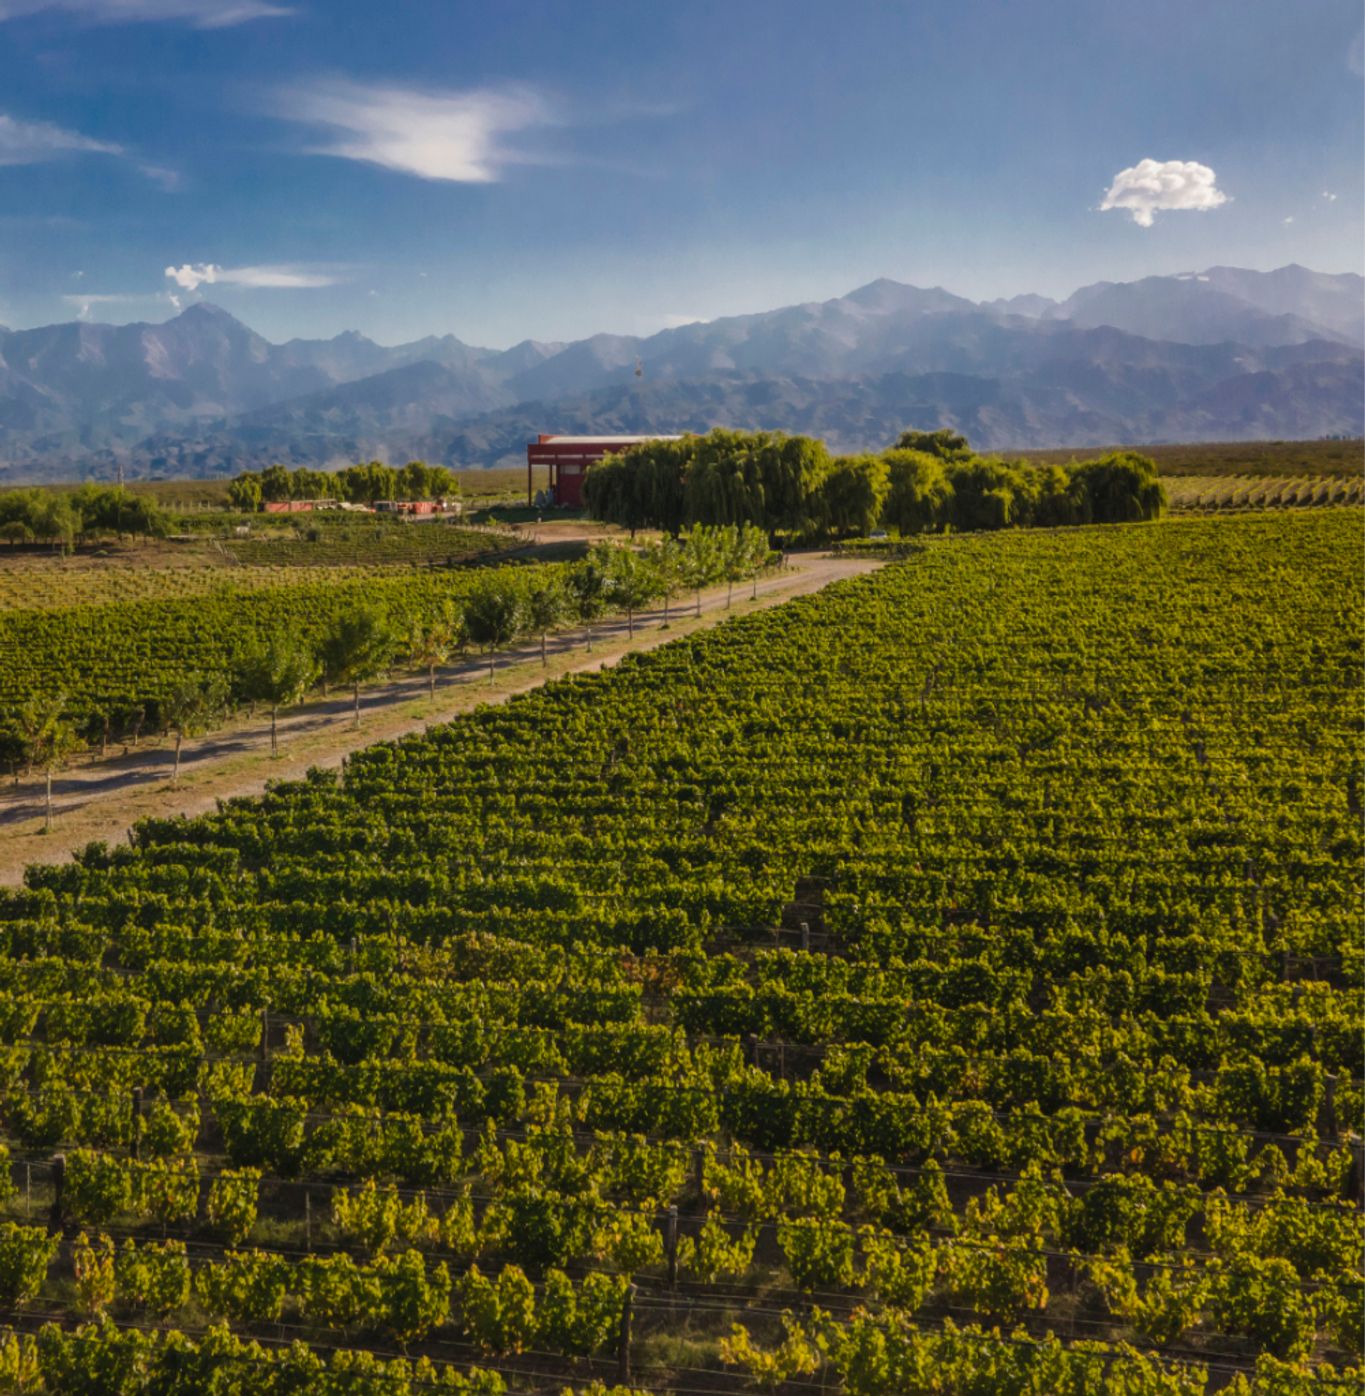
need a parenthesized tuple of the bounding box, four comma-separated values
(881, 449, 952, 534)
(463, 583, 524, 683)
(1068, 451, 1166, 523)
(606, 546, 661, 637)
(676, 524, 723, 616)
(16, 694, 82, 832)
(28, 493, 77, 552)
(893, 427, 973, 460)
(235, 630, 319, 755)
(406, 601, 464, 699)
(160, 673, 230, 785)
(821, 454, 890, 537)
(567, 550, 612, 651)
(524, 576, 567, 666)
(258, 465, 292, 503)
(227, 474, 263, 512)
(648, 536, 683, 625)
(319, 606, 397, 728)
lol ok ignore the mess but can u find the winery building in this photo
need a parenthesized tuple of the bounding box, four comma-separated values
(526, 434, 684, 507)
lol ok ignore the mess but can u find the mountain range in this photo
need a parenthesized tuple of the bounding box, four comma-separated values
(0, 263, 1359, 483)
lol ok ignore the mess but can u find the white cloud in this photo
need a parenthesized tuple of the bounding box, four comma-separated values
(0, 1, 290, 27)
(61, 290, 161, 321)
(1283, 215, 1295, 225)
(1322, 190, 1338, 202)
(280, 79, 552, 183)
(0, 111, 122, 164)
(164, 262, 340, 291)
(0, 111, 177, 187)
(1098, 158, 1228, 228)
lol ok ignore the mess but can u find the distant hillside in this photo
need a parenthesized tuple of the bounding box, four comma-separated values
(0, 264, 1359, 482)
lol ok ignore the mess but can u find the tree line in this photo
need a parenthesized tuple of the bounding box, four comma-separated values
(227, 461, 460, 511)
(4, 525, 772, 823)
(0, 486, 169, 551)
(583, 427, 1167, 537)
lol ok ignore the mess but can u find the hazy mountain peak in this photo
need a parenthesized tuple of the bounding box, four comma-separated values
(0, 263, 1358, 485)
(843, 279, 974, 314)
(172, 301, 243, 326)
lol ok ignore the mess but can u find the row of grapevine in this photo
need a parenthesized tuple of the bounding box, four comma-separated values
(0, 510, 1358, 1390)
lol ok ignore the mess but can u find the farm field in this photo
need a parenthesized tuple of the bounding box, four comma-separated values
(1162, 476, 1365, 511)
(1018, 438, 1364, 478)
(0, 548, 863, 881)
(0, 563, 566, 729)
(0, 524, 522, 615)
(0, 509, 1358, 1391)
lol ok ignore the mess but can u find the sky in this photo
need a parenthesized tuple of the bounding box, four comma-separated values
(0, 0, 1360, 348)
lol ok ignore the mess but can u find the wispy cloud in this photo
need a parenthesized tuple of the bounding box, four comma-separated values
(60, 289, 166, 320)
(1322, 190, 1338, 202)
(0, 111, 122, 164)
(165, 261, 340, 291)
(278, 79, 553, 183)
(0, 0, 291, 27)
(1098, 158, 1228, 228)
(0, 110, 177, 187)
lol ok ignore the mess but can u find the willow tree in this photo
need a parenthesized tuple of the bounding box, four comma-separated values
(1068, 452, 1166, 523)
(882, 449, 953, 534)
(820, 454, 890, 538)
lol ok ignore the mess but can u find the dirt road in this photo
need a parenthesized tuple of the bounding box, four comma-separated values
(0, 551, 880, 885)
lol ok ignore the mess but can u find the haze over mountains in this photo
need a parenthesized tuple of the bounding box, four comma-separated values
(0, 264, 1359, 483)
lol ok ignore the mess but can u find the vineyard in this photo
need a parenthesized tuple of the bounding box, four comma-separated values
(1163, 476, 1365, 512)
(221, 522, 520, 569)
(0, 509, 1359, 1393)
(0, 564, 564, 731)
(0, 526, 519, 616)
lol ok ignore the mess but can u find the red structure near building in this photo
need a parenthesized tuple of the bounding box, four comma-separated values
(262, 499, 332, 514)
(526, 434, 684, 507)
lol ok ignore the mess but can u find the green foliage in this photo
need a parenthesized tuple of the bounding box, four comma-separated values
(0, 1224, 58, 1307)
(206, 1168, 260, 1245)
(584, 426, 1165, 538)
(319, 604, 397, 694)
(64, 1149, 133, 1225)
(0, 511, 1356, 1391)
(820, 454, 890, 538)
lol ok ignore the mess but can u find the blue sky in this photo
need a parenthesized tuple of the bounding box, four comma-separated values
(0, 0, 1360, 347)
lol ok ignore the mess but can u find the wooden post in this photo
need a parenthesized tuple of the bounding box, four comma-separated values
(49, 1155, 65, 1234)
(130, 1086, 143, 1161)
(665, 1205, 679, 1288)
(1348, 1137, 1365, 1208)
(260, 1008, 270, 1065)
(616, 1282, 636, 1383)
(800, 921, 811, 951)
(1321, 1074, 1337, 1137)
(306, 1189, 312, 1251)
(24, 1163, 30, 1220)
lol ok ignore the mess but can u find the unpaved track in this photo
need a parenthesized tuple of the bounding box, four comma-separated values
(0, 552, 880, 885)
